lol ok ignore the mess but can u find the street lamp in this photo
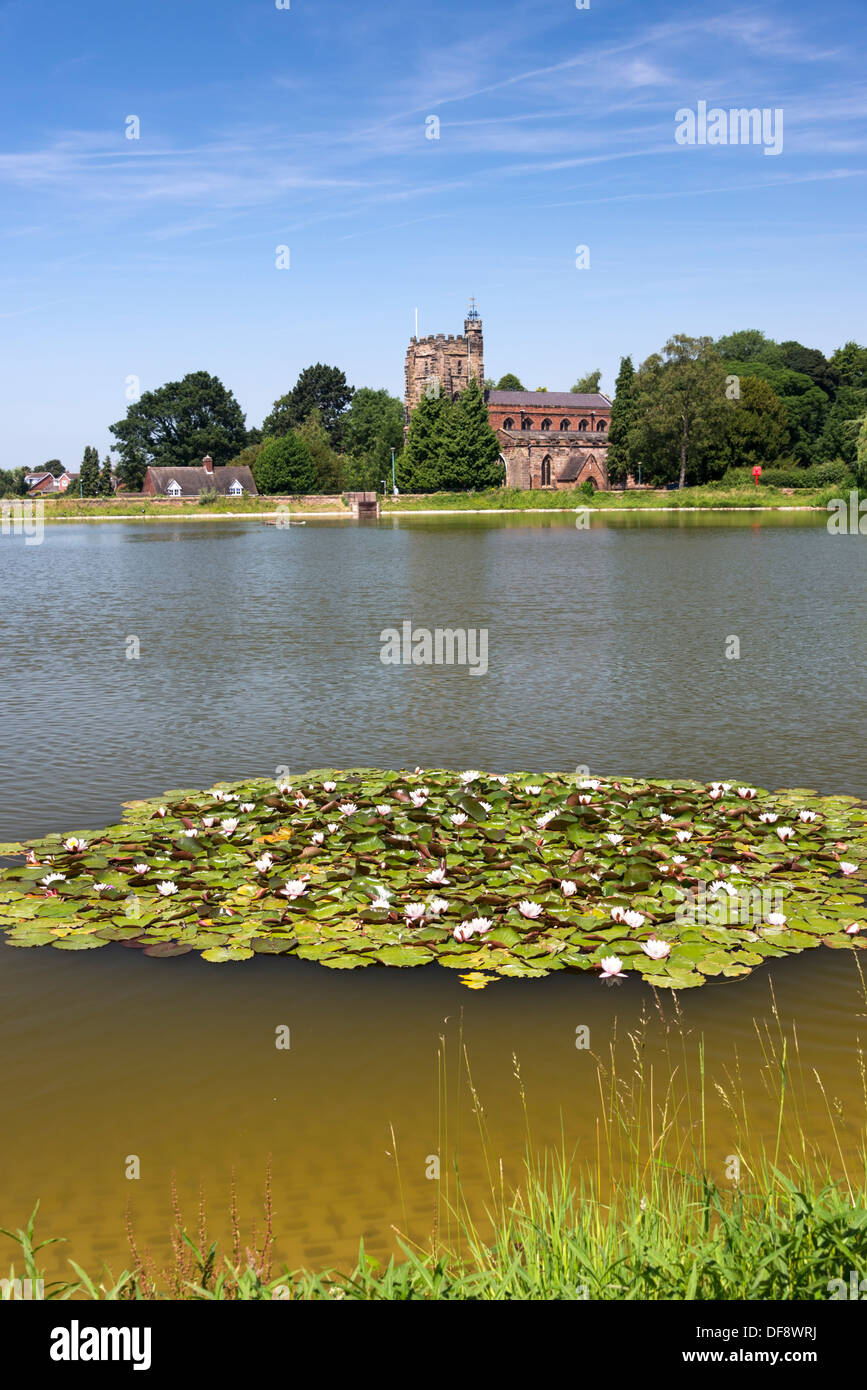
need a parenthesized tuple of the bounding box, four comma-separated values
(391, 448, 398, 495)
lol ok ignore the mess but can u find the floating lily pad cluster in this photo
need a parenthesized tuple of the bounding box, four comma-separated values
(0, 769, 864, 988)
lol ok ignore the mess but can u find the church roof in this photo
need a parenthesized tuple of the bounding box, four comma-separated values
(487, 390, 611, 409)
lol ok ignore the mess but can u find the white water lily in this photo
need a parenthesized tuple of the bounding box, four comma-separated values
(92, 882, 113, 894)
(450, 813, 468, 826)
(323, 781, 337, 792)
(605, 833, 623, 845)
(845, 922, 863, 935)
(577, 794, 593, 805)
(63, 837, 87, 852)
(221, 818, 239, 835)
(840, 862, 859, 876)
(294, 794, 310, 810)
(577, 778, 601, 791)
(404, 903, 426, 923)
(425, 866, 449, 885)
(281, 878, 308, 899)
(659, 813, 673, 823)
(709, 879, 738, 897)
(599, 956, 624, 979)
(610, 906, 627, 923)
(798, 809, 817, 822)
(708, 787, 724, 800)
(239, 802, 255, 813)
(276, 782, 293, 795)
(759, 812, 778, 823)
(776, 826, 795, 841)
(327, 822, 339, 833)
(253, 853, 274, 874)
(672, 854, 687, 865)
(311, 831, 325, 845)
(642, 937, 671, 960)
(623, 910, 646, 930)
(560, 880, 577, 897)
(675, 830, 692, 843)
(376, 804, 391, 816)
(181, 827, 199, 838)
(370, 893, 392, 911)
(518, 900, 543, 919)
(132, 863, 148, 875)
(479, 800, 493, 813)
(427, 898, 449, 915)
(737, 787, 757, 799)
(453, 916, 492, 941)
(766, 911, 788, 927)
(201, 816, 215, 828)
(491, 774, 509, 785)
(156, 806, 168, 817)
(410, 789, 430, 807)
(41, 872, 66, 886)
(537, 810, 557, 828)
(156, 881, 178, 896)
(338, 802, 358, 817)
(525, 785, 541, 795)
(460, 770, 481, 784)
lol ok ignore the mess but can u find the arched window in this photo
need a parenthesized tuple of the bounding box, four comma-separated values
(596, 419, 606, 432)
(540, 418, 552, 431)
(502, 417, 515, 430)
(521, 417, 533, 431)
(541, 456, 552, 487)
(578, 419, 589, 432)
(559, 419, 570, 431)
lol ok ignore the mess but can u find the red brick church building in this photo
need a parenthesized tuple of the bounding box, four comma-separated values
(404, 305, 612, 489)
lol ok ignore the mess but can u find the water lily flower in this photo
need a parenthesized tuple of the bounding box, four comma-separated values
(776, 827, 795, 841)
(605, 833, 623, 845)
(239, 802, 255, 813)
(156, 881, 178, 896)
(453, 916, 492, 941)
(709, 880, 737, 897)
(404, 903, 426, 923)
(294, 795, 310, 810)
(426, 866, 449, 885)
(451, 813, 468, 826)
(338, 802, 358, 817)
(560, 880, 577, 896)
(672, 854, 687, 865)
(610, 906, 627, 922)
(675, 830, 692, 843)
(599, 956, 624, 979)
(41, 872, 66, 886)
(518, 900, 543, 919)
(156, 806, 168, 817)
(281, 878, 308, 899)
(491, 774, 509, 785)
(460, 771, 481, 784)
(845, 922, 863, 935)
(253, 853, 274, 873)
(759, 812, 778, 823)
(659, 813, 673, 823)
(840, 862, 859, 876)
(327, 822, 339, 833)
(427, 898, 449, 915)
(26, 850, 40, 865)
(410, 789, 430, 807)
(92, 882, 112, 893)
(537, 811, 557, 828)
(766, 912, 787, 927)
(311, 832, 325, 845)
(323, 781, 337, 792)
(479, 800, 493, 813)
(708, 787, 724, 800)
(798, 809, 817, 822)
(376, 804, 391, 816)
(737, 787, 757, 799)
(63, 837, 87, 852)
(578, 778, 601, 791)
(276, 783, 293, 795)
(201, 817, 215, 828)
(221, 818, 239, 835)
(132, 863, 148, 875)
(578, 794, 593, 805)
(642, 937, 671, 959)
(525, 785, 541, 795)
(658, 863, 672, 875)
(623, 910, 646, 930)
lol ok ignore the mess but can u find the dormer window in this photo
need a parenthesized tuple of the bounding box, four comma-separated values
(228, 480, 243, 495)
(166, 480, 182, 496)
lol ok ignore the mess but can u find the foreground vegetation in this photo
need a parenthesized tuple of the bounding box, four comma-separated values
(1, 768, 863, 985)
(5, 994, 867, 1299)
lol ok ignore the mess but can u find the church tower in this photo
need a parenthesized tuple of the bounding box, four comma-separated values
(404, 299, 484, 425)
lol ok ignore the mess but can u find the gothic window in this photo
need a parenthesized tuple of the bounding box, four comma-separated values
(596, 419, 606, 431)
(541, 456, 552, 487)
(578, 419, 589, 432)
(456, 361, 462, 374)
(559, 419, 570, 431)
(521, 417, 533, 431)
(541, 418, 552, 431)
(502, 417, 515, 430)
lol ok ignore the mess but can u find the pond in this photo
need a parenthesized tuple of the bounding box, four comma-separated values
(1, 512, 865, 1278)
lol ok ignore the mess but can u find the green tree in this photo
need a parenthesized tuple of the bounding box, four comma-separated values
(398, 387, 448, 492)
(726, 376, 790, 468)
(855, 416, 867, 489)
(78, 445, 101, 497)
(41, 459, 65, 477)
(571, 369, 602, 393)
(252, 433, 317, 495)
(342, 388, 404, 491)
(777, 341, 838, 398)
(262, 364, 354, 445)
(607, 356, 637, 485)
(437, 378, 503, 491)
(97, 454, 114, 496)
(632, 336, 727, 488)
(714, 329, 782, 364)
(830, 341, 867, 390)
(495, 373, 525, 390)
(226, 442, 265, 472)
(0, 467, 28, 497)
(295, 409, 343, 492)
(110, 371, 247, 491)
(818, 388, 867, 465)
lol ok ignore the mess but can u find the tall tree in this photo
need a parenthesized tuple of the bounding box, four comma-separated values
(437, 378, 503, 491)
(342, 387, 404, 490)
(495, 373, 525, 390)
(632, 336, 727, 488)
(252, 433, 317, 495)
(110, 371, 247, 491)
(262, 364, 354, 446)
(725, 376, 790, 468)
(607, 356, 637, 485)
(829, 341, 867, 391)
(855, 416, 867, 489)
(41, 459, 65, 477)
(571, 369, 602, 393)
(78, 445, 101, 497)
(398, 387, 448, 492)
(295, 409, 343, 492)
(97, 454, 115, 496)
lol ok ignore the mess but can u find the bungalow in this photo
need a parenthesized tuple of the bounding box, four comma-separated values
(141, 455, 258, 498)
(25, 469, 75, 496)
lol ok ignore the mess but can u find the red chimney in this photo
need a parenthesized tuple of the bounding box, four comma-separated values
(202, 455, 214, 475)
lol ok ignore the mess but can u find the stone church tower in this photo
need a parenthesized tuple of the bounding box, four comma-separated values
(404, 300, 484, 425)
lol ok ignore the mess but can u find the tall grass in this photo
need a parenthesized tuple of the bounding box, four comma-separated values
(4, 981, 867, 1299)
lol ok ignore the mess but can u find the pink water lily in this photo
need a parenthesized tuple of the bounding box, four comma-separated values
(599, 955, 624, 978)
(201, 816, 215, 828)
(410, 788, 430, 807)
(132, 863, 148, 875)
(605, 833, 623, 845)
(221, 818, 239, 835)
(338, 802, 358, 817)
(776, 827, 795, 841)
(453, 917, 492, 941)
(425, 866, 449, 885)
(845, 922, 863, 935)
(798, 809, 817, 823)
(840, 862, 858, 876)
(759, 812, 778, 824)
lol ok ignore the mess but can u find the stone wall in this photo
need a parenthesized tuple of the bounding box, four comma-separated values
(404, 316, 484, 420)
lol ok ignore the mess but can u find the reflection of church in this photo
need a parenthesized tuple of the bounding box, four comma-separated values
(403, 302, 611, 489)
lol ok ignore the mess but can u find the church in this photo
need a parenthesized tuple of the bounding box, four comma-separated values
(403, 304, 612, 490)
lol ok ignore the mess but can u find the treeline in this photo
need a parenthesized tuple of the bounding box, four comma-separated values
(607, 332, 867, 487)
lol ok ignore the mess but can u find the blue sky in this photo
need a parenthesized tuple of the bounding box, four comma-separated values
(1, 0, 865, 469)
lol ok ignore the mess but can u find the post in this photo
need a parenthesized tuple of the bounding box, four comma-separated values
(391, 448, 397, 495)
